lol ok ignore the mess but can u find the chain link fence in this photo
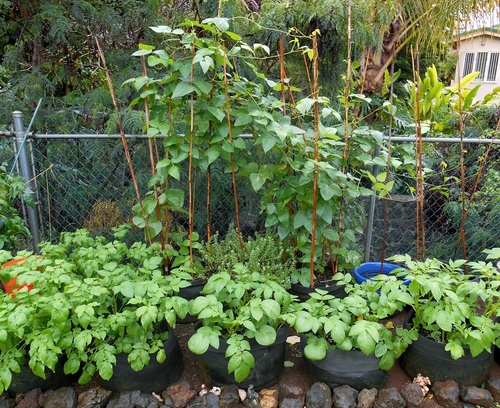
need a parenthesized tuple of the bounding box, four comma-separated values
(2, 129, 263, 246)
(3, 121, 500, 263)
(365, 137, 500, 262)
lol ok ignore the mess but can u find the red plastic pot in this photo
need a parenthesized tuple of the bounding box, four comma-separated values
(1, 257, 35, 294)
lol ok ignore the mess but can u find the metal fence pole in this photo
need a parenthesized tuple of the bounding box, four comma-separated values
(12, 111, 41, 251)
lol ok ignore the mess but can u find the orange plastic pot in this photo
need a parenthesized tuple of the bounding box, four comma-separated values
(1, 257, 35, 294)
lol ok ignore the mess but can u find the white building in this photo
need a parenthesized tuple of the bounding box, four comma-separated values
(454, 26, 500, 101)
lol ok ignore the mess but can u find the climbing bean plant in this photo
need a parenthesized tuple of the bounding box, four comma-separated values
(126, 17, 393, 283)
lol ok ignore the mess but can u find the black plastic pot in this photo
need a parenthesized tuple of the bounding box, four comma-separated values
(194, 323, 288, 389)
(290, 281, 347, 302)
(97, 326, 184, 393)
(400, 311, 493, 386)
(300, 335, 387, 390)
(8, 356, 71, 395)
(177, 278, 205, 324)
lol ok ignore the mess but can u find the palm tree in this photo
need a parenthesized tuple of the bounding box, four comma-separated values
(257, 0, 497, 92)
(363, 0, 498, 92)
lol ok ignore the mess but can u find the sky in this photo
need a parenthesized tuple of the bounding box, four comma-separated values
(464, 5, 500, 30)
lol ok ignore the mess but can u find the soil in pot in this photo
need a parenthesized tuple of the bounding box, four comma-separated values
(194, 323, 288, 390)
(97, 327, 184, 393)
(400, 311, 493, 386)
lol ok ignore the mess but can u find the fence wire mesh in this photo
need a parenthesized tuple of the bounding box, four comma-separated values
(4, 130, 500, 263)
(23, 133, 262, 244)
(366, 139, 500, 262)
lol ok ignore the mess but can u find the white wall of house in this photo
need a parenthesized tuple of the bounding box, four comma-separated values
(454, 32, 500, 101)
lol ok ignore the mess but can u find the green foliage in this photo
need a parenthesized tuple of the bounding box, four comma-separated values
(198, 227, 296, 288)
(378, 65, 500, 260)
(257, 0, 400, 95)
(292, 277, 416, 370)
(0, 163, 32, 251)
(0, 0, 189, 131)
(187, 265, 294, 383)
(127, 18, 392, 287)
(390, 253, 500, 359)
(0, 224, 191, 391)
(400, 65, 500, 136)
(128, 18, 276, 246)
(253, 107, 387, 282)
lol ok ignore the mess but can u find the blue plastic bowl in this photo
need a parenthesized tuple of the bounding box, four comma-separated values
(353, 262, 410, 286)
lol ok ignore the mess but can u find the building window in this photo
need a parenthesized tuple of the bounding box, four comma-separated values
(462, 52, 500, 82)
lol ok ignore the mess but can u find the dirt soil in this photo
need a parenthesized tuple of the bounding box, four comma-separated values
(173, 311, 500, 408)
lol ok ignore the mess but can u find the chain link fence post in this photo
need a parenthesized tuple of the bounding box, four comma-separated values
(12, 111, 41, 251)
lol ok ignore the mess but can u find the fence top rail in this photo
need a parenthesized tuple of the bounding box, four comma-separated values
(3, 131, 500, 144)
(385, 136, 500, 144)
(9, 133, 257, 140)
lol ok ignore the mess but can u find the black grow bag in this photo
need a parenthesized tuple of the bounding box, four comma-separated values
(8, 356, 72, 396)
(177, 278, 205, 324)
(400, 310, 493, 386)
(97, 326, 184, 393)
(290, 281, 347, 302)
(194, 323, 288, 389)
(300, 335, 387, 390)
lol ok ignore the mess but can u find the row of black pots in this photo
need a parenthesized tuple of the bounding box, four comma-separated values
(98, 326, 185, 393)
(6, 273, 496, 395)
(8, 327, 286, 395)
(192, 267, 494, 391)
(301, 336, 388, 390)
(195, 323, 289, 390)
(6, 278, 206, 395)
(7, 314, 495, 396)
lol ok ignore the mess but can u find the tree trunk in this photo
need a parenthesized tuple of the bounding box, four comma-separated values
(360, 18, 402, 93)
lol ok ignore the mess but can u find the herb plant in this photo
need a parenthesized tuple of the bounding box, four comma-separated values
(199, 227, 296, 289)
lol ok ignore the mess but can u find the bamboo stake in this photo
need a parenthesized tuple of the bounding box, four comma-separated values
(223, 45, 243, 248)
(188, 38, 196, 266)
(94, 36, 152, 244)
(280, 35, 287, 116)
(453, 11, 500, 261)
(278, 35, 300, 251)
(411, 45, 425, 260)
(141, 57, 167, 254)
(380, 47, 397, 265)
(206, 66, 219, 242)
(309, 34, 320, 287)
(332, 0, 353, 275)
